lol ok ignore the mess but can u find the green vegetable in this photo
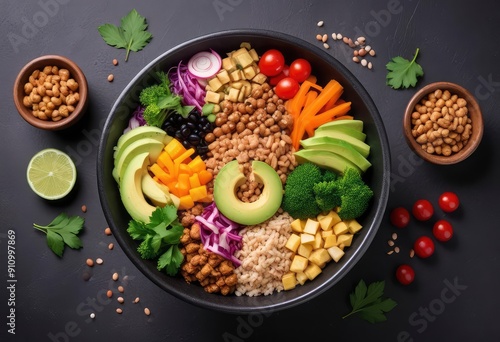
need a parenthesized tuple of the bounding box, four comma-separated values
(343, 280, 397, 323)
(386, 48, 424, 89)
(127, 205, 184, 275)
(282, 163, 323, 219)
(33, 213, 84, 257)
(283, 163, 373, 220)
(139, 71, 194, 127)
(98, 9, 152, 62)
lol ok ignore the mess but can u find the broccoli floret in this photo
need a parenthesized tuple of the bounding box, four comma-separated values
(139, 85, 165, 106)
(335, 168, 373, 220)
(313, 181, 341, 212)
(282, 163, 323, 219)
(322, 169, 338, 183)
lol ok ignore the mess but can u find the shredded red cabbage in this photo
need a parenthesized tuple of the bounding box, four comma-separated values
(195, 202, 243, 267)
(124, 106, 147, 133)
(168, 62, 206, 112)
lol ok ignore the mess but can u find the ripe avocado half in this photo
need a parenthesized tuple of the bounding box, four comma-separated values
(213, 160, 283, 225)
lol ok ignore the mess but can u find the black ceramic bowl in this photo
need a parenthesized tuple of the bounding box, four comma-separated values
(97, 29, 390, 314)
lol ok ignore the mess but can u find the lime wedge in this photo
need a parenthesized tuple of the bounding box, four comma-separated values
(26, 148, 77, 200)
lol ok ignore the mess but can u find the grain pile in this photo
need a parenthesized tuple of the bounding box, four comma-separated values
(234, 211, 293, 296)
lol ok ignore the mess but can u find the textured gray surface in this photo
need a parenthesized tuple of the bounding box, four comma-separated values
(1, 0, 499, 341)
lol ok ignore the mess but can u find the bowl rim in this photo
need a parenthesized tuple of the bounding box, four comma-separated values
(403, 81, 483, 164)
(97, 28, 391, 313)
(13, 54, 88, 131)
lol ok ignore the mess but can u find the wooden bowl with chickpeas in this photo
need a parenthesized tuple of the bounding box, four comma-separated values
(13, 55, 88, 131)
(404, 81, 483, 165)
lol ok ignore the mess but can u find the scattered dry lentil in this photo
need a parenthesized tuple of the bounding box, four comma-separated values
(90, 313, 95, 319)
(104, 227, 112, 236)
(117, 297, 124, 304)
(317, 20, 324, 27)
(108, 243, 114, 250)
(86, 258, 94, 267)
(410, 249, 415, 258)
(323, 43, 330, 49)
(81, 205, 87, 213)
(144, 308, 151, 316)
(133, 297, 140, 303)
(106, 290, 113, 298)
(96, 258, 103, 265)
(388, 240, 395, 247)
(387, 250, 394, 255)
(116, 308, 123, 314)
(112, 272, 119, 281)
(118, 285, 124, 293)
(107, 74, 114, 82)
(394, 246, 401, 254)
(112, 58, 118, 66)
(392, 233, 398, 240)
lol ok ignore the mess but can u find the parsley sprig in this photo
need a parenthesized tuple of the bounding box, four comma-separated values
(386, 48, 424, 89)
(127, 205, 184, 276)
(98, 9, 152, 62)
(33, 213, 84, 257)
(342, 280, 397, 323)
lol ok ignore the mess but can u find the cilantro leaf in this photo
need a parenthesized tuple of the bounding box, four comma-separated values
(386, 48, 424, 89)
(158, 245, 184, 276)
(33, 213, 85, 257)
(127, 220, 151, 240)
(97, 9, 152, 62)
(343, 280, 397, 323)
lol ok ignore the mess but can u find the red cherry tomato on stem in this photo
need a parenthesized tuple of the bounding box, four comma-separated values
(412, 199, 434, 221)
(414, 236, 435, 258)
(289, 58, 312, 83)
(258, 49, 285, 76)
(390, 207, 410, 228)
(269, 65, 289, 86)
(438, 192, 460, 213)
(433, 219, 454, 242)
(396, 264, 415, 285)
(275, 77, 300, 99)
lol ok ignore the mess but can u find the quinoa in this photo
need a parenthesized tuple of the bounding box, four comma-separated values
(234, 211, 293, 297)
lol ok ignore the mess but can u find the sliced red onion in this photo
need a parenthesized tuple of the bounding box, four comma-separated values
(187, 50, 222, 79)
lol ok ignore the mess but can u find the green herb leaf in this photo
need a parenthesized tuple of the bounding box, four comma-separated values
(33, 213, 85, 257)
(127, 220, 150, 240)
(343, 280, 397, 323)
(97, 9, 152, 62)
(158, 245, 184, 276)
(386, 48, 424, 89)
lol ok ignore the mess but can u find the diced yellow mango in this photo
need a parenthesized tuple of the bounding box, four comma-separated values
(291, 219, 305, 233)
(297, 243, 313, 258)
(300, 233, 315, 245)
(290, 255, 309, 273)
(323, 234, 337, 249)
(337, 234, 353, 247)
(303, 218, 320, 235)
(321, 230, 334, 239)
(296, 272, 308, 286)
(309, 248, 332, 266)
(304, 263, 322, 280)
(282, 272, 297, 291)
(327, 246, 345, 262)
(333, 221, 349, 235)
(312, 232, 324, 249)
(285, 234, 301, 252)
(318, 211, 342, 231)
(346, 219, 363, 234)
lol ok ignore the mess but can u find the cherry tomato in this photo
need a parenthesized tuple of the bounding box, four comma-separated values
(413, 236, 435, 258)
(269, 65, 289, 86)
(412, 199, 434, 221)
(275, 77, 300, 99)
(390, 207, 410, 228)
(396, 264, 415, 285)
(433, 219, 454, 242)
(258, 49, 285, 76)
(289, 58, 312, 83)
(438, 192, 460, 213)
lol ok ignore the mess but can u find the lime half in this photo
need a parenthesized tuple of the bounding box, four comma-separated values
(26, 148, 77, 200)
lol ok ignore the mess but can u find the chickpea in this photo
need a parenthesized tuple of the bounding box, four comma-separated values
(66, 79, 79, 91)
(23, 96, 32, 107)
(24, 82, 34, 95)
(59, 69, 70, 81)
(256, 98, 266, 108)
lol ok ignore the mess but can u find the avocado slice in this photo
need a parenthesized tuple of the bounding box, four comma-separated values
(300, 136, 371, 172)
(312, 130, 370, 158)
(119, 152, 157, 223)
(315, 125, 366, 141)
(113, 138, 164, 183)
(315, 119, 364, 132)
(114, 126, 172, 161)
(294, 149, 361, 174)
(213, 160, 283, 225)
(141, 172, 175, 207)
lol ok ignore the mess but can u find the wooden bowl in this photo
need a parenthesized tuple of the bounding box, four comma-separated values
(13, 55, 88, 131)
(403, 82, 483, 164)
